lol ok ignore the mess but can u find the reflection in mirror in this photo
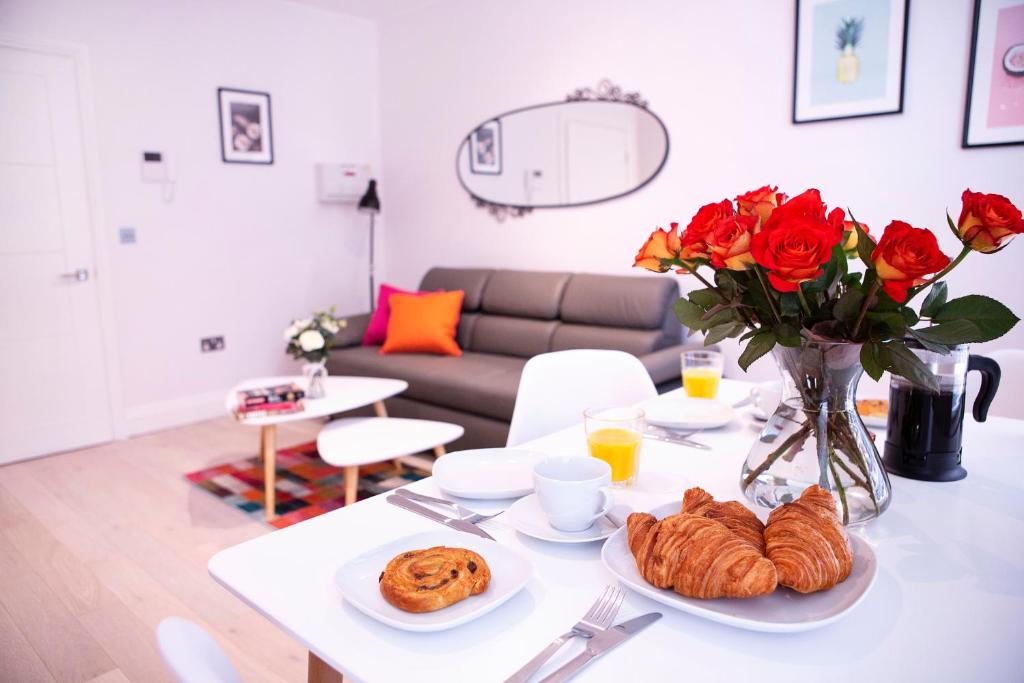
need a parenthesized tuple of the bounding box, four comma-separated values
(457, 88, 669, 218)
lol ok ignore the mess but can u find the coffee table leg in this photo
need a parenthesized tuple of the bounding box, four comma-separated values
(261, 425, 277, 520)
(433, 445, 446, 458)
(343, 465, 359, 506)
(308, 651, 344, 683)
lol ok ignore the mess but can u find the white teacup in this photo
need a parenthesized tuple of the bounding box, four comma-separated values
(533, 456, 613, 532)
(750, 380, 783, 419)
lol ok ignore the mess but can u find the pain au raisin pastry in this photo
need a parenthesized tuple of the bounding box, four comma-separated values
(764, 485, 854, 594)
(379, 546, 490, 613)
(626, 509, 777, 600)
(681, 487, 766, 554)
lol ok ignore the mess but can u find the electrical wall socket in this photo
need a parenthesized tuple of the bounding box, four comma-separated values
(200, 336, 225, 352)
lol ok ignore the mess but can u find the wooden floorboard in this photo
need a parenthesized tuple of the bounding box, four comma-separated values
(0, 416, 323, 683)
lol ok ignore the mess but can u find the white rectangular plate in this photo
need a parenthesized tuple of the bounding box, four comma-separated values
(601, 501, 877, 632)
(433, 448, 544, 499)
(334, 531, 533, 632)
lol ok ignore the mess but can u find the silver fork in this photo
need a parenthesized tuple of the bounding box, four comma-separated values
(393, 488, 503, 525)
(503, 586, 625, 683)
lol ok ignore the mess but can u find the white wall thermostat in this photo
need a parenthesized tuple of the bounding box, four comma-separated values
(141, 151, 175, 202)
(315, 163, 369, 203)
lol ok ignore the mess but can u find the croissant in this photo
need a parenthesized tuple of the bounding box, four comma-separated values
(681, 487, 766, 554)
(626, 512, 777, 599)
(765, 485, 853, 593)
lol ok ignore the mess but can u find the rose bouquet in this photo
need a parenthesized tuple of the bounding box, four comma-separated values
(635, 186, 1022, 523)
(285, 309, 346, 398)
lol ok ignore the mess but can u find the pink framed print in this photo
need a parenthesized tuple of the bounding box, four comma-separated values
(963, 0, 1024, 147)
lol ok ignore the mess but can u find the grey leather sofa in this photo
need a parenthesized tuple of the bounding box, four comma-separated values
(327, 268, 695, 449)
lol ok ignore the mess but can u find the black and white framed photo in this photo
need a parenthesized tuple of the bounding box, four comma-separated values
(218, 87, 273, 164)
(792, 0, 910, 123)
(469, 119, 501, 174)
(963, 0, 1024, 148)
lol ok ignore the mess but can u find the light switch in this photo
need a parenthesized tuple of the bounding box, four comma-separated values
(118, 226, 137, 244)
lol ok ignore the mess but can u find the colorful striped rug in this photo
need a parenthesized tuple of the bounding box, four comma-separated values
(185, 441, 428, 529)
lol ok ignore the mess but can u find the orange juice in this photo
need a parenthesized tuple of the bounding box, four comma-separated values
(587, 427, 641, 484)
(683, 367, 721, 398)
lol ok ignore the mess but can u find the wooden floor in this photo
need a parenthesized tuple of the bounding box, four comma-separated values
(0, 416, 326, 683)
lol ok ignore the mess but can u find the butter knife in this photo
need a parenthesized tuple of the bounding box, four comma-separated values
(642, 431, 711, 450)
(538, 612, 662, 683)
(386, 495, 496, 541)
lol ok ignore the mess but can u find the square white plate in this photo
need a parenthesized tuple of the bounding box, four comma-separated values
(433, 448, 544, 499)
(601, 501, 877, 632)
(334, 531, 533, 632)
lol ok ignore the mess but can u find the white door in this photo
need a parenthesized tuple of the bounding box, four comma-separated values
(0, 44, 113, 464)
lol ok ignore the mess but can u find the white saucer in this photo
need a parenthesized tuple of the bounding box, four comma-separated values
(642, 397, 734, 430)
(504, 494, 618, 543)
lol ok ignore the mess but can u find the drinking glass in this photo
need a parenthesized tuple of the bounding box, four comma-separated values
(682, 350, 723, 399)
(584, 406, 644, 488)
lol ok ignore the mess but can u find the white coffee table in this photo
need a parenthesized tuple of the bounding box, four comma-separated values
(226, 375, 408, 519)
(316, 417, 465, 506)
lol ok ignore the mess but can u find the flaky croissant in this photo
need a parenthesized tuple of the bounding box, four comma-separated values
(626, 511, 777, 599)
(765, 485, 853, 594)
(681, 487, 766, 554)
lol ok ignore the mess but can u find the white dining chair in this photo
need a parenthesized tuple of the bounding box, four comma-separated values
(156, 617, 242, 683)
(506, 349, 657, 447)
(978, 349, 1024, 420)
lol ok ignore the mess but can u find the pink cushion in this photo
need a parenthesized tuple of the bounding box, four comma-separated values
(362, 284, 438, 346)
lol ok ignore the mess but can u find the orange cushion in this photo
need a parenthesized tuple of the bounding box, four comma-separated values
(380, 290, 464, 356)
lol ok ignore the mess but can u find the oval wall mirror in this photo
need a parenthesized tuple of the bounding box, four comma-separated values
(456, 81, 669, 219)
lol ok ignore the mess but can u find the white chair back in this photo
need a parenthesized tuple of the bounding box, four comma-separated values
(156, 618, 241, 683)
(980, 349, 1024, 420)
(507, 349, 657, 447)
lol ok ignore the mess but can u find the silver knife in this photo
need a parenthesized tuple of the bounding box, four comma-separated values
(642, 431, 711, 450)
(386, 495, 496, 541)
(538, 612, 662, 683)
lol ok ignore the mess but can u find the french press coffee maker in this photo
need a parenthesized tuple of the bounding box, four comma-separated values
(883, 342, 1000, 482)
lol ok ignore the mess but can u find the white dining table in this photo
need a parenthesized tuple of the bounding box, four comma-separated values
(208, 379, 1024, 682)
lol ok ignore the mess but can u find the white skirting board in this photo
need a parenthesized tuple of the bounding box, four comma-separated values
(122, 390, 227, 437)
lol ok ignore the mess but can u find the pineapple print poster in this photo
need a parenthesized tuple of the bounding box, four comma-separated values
(793, 0, 907, 122)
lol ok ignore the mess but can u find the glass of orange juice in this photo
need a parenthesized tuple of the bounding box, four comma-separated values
(682, 350, 723, 398)
(584, 406, 644, 488)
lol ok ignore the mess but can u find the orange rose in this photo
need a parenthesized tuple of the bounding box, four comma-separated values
(842, 220, 869, 252)
(676, 200, 734, 264)
(633, 222, 682, 272)
(751, 216, 842, 291)
(957, 189, 1024, 253)
(735, 185, 787, 227)
(872, 220, 950, 302)
(708, 214, 758, 270)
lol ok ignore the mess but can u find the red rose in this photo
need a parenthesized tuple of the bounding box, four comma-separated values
(677, 199, 734, 263)
(827, 207, 871, 252)
(751, 216, 842, 291)
(735, 185, 787, 227)
(708, 214, 758, 270)
(763, 188, 829, 231)
(957, 189, 1024, 253)
(633, 222, 682, 273)
(872, 220, 950, 302)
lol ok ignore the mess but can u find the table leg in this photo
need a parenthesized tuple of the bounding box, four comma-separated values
(343, 465, 359, 506)
(308, 651, 344, 683)
(433, 445, 447, 458)
(261, 424, 277, 520)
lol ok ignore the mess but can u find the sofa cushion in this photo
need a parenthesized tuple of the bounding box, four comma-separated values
(327, 346, 525, 421)
(560, 273, 679, 330)
(469, 315, 559, 358)
(549, 323, 665, 356)
(481, 269, 571, 319)
(419, 267, 493, 311)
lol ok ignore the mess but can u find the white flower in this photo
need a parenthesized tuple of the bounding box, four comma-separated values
(298, 329, 325, 352)
(322, 319, 340, 334)
(296, 318, 312, 329)
(283, 323, 301, 341)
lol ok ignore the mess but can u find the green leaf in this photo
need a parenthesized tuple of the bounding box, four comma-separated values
(833, 289, 865, 324)
(850, 211, 874, 263)
(779, 292, 801, 317)
(737, 330, 776, 371)
(842, 272, 863, 288)
(673, 298, 706, 331)
(738, 328, 760, 342)
(688, 288, 722, 308)
(701, 307, 739, 329)
(919, 281, 948, 318)
(913, 320, 984, 346)
(901, 307, 919, 327)
(907, 328, 951, 355)
(704, 322, 744, 346)
(884, 342, 940, 391)
(946, 211, 963, 242)
(714, 269, 739, 300)
(930, 295, 1020, 343)
(866, 310, 907, 337)
(774, 321, 802, 347)
(860, 342, 885, 381)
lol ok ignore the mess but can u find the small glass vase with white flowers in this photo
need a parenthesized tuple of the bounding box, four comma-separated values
(284, 309, 346, 399)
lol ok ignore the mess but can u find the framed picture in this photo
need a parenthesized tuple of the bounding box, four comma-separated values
(963, 0, 1024, 148)
(469, 119, 502, 174)
(792, 0, 910, 123)
(218, 87, 273, 164)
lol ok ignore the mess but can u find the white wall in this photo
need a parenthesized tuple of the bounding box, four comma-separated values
(376, 0, 1024, 370)
(1, 0, 381, 434)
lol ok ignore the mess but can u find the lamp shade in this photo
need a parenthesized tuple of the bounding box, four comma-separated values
(358, 179, 380, 214)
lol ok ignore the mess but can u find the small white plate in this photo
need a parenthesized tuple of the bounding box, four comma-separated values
(600, 501, 878, 633)
(433, 448, 543, 500)
(642, 397, 734, 430)
(334, 531, 532, 632)
(504, 494, 618, 543)
(859, 413, 887, 428)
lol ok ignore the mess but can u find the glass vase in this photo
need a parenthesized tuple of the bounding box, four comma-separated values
(303, 359, 328, 399)
(740, 341, 891, 525)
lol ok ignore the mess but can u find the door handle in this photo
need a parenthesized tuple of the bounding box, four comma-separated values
(60, 268, 89, 282)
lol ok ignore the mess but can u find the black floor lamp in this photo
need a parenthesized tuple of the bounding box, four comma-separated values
(358, 179, 381, 310)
